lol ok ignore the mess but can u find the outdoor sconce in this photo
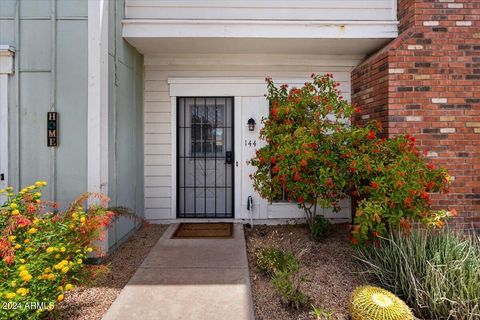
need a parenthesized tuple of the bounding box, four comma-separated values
(247, 118, 256, 131)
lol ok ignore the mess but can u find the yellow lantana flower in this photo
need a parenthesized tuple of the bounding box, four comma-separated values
(11, 210, 19, 215)
(22, 274, 32, 282)
(10, 203, 18, 209)
(16, 288, 28, 296)
(27, 228, 37, 234)
(19, 270, 29, 277)
(57, 294, 64, 301)
(46, 247, 54, 253)
(64, 284, 73, 291)
(61, 266, 69, 273)
(15, 244, 21, 249)
(5, 292, 16, 299)
(60, 247, 66, 253)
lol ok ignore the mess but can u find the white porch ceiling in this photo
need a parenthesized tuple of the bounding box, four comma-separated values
(125, 37, 391, 57)
(122, 19, 397, 57)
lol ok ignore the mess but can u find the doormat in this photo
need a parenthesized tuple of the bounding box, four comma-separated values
(172, 223, 233, 239)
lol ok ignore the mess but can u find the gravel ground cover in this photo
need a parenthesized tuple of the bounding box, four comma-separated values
(55, 224, 168, 320)
(245, 224, 366, 320)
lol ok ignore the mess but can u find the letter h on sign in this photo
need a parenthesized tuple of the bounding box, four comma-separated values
(47, 112, 58, 147)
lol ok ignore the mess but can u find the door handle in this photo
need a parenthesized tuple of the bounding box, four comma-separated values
(225, 151, 233, 164)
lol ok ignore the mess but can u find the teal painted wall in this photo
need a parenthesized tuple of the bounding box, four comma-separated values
(0, 0, 88, 207)
(0, 0, 144, 252)
(106, 0, 144, 251)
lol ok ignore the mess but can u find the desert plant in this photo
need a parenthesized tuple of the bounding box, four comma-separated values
(248, 74, 453, 244)
(309, 304, 333, 319)
(310, 215, 331, 241)
(271, 269, 307, 309)
(0, 183, 129, 319)
(349, 285, 414, 320)
(354, 229, 480, 319)
(256, 241, 308, 310)
(255, 247, 299, 277)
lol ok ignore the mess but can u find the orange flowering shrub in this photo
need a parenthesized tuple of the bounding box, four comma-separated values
(0, 182, 114, 319)
(249, 74, 455, 244)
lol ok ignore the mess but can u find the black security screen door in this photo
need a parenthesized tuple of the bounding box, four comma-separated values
(177, 97, 234, 218)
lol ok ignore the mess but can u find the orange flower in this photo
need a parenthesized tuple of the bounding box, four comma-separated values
(450, 208, 458, 217)
(300, 159, 307, 168)
(366, 130, 376, 140)
(293, 172, 301, 181)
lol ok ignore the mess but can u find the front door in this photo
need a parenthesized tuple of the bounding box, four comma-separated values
(177, 97, 234, 218)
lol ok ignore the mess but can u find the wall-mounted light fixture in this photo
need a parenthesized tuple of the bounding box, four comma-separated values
(247, 118, 256, 131)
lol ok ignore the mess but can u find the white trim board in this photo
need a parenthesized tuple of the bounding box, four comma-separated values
(0, 46, 14, 200)
(145, 54, 365, 68)
(123, 19, 398, 39)
(87, 0, 109, 252)
(168, 77, 350, 98)
(87, 0, 109, 197)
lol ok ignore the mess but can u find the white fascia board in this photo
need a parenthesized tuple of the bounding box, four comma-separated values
(122, 19, 398, 39)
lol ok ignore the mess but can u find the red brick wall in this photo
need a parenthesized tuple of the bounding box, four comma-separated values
(352, 0, 480, 229)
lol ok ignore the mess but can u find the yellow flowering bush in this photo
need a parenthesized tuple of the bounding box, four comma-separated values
(0, 182, 115, 319)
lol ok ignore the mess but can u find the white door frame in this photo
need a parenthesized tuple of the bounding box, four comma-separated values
(168, 78, 270, 219)
(0, 46, 15, 200)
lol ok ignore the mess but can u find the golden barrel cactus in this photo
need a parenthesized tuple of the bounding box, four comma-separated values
(350, 286, 414, 320)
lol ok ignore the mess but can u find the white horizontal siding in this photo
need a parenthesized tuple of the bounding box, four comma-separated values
(268, 198, 351, 221)
(143, 53, 353, 221)
(126, 0, 396, 21)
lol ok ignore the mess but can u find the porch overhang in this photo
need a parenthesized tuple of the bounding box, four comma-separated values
(122, 19, 398, 57)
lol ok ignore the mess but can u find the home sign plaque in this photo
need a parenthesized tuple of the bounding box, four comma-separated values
(47, 112, 58, 147)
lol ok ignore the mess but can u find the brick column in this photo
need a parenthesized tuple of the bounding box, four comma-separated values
(352, 0, 480, 229)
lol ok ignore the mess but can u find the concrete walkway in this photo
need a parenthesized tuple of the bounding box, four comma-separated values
(102, 224, 255, 320)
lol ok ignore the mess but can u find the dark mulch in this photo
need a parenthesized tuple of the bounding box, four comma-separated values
(245, 224, 367, 320)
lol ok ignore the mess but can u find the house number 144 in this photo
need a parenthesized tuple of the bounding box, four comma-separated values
(245, 140, 257, 147)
